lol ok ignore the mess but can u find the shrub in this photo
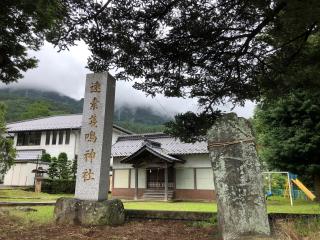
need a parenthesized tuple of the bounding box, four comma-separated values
(41, 153, 51, 163)
(42, 178, 75, 194)
(48, 157, 59, 179)
(57, 152, 71, 179)
(47, 152, 74, 180)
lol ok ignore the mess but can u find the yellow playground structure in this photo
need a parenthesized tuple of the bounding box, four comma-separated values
(264, 171, 316, 206)
(284, 176, 316, 201)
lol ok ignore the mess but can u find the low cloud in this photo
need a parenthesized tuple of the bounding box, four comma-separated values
(0, 41, 255, 118)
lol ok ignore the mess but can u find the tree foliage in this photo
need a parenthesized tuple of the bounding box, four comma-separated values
(4, 1, 320, 141)
(40, 152, 51, 163)
(0, 104, 16, 175)
(253, 90, 320, 179)
(165, 111, 220, 142)
(47, 152, 76, 180)
(50, 0, 320, 140)
(57, 152, 71, 179)
(74, 1, 320, 105)
(0, 0, 70, 83)
(4, 1, 320, 102)
(71, 158, 77, 180)
(48, 156, 59, 179)
(21, 101, 51, 120)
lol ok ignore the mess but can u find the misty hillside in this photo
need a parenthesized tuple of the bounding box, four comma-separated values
(0, 88, 171, 133)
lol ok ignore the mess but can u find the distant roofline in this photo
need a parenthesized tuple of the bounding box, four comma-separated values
(112, 132, 208, 157)
(112, 125, 134, 135)
(6, 113, 82, 125)
(120, 144, 184, 164)
(117, 132, 171, 141)
(6, 113, 133, 135)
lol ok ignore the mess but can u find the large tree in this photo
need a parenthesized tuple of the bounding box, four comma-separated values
(4, 1, 320, 140)
(253, 90, 320, 198)
(0, 0, 102, 83)
(0, 104, 16, 176)
(0, 0, 64, 83)
(51, 0, 320, 140)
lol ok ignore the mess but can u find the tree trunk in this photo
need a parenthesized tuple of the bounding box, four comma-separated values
(313, 175, 320, 201)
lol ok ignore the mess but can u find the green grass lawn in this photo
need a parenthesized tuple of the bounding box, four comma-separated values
(124, 201, 217, 212)
(267, 196, 320, 214)
(1, 189, 319, 225)
(0, 189, 73, 202)
(124, 196, 320, 214)
(4, 206, 55, 224)
(4, 197, 319, 225)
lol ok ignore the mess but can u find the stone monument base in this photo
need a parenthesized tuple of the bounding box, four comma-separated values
(54, 198, 125, 226)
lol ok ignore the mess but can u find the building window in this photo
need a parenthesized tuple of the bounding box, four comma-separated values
(65, 130, 71, 144)
(52, 131, 57, 145)
(58, 130, 64, 145)
(45, 131, 51, 145)
(17, 132, 41, 146)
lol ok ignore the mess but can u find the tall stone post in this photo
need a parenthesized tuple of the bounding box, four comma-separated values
(54, 72, 125, 226)
(74, 72, 115, 201)
(207, 113, 270, 240)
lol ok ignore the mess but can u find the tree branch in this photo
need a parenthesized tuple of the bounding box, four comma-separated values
(239, 2, 287, 56)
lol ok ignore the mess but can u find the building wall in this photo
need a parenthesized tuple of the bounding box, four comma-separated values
(176, 154, 212, 168)
(196, 168, 214, 190)
(5, 128, 125, 186)
(112, 157, 131, 169)
(175, 189, 216, 200)
(3, 162, 49, 186)
(113, 169, 130, 188)
(175, 153, 215, 190)
(14, 130, 80, 160)
(13, 128, 124, 160)
(111, 129, 123, 145)
(110, 129, 124, 166)
(130, 168, 146, 188)
(176, 168, 194, 189)
(113, 168, 146, 189)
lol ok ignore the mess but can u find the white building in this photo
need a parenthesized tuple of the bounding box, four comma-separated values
(3, 114, 131, 186)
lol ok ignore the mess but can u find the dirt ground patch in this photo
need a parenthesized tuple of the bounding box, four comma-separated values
(0, 215, 216, 240)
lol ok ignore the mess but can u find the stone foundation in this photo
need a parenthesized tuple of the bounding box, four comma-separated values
(54, 198, 125, 226)
(174, 189, 216, 201)
(112, 188, 216, 201)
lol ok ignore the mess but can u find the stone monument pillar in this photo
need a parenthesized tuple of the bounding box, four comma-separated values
(54, 72, 125, 226)
(74, 72, 115, 201)
(207, 113, 270, 240)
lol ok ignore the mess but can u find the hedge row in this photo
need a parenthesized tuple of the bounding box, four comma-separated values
(42, 178, 75, 194)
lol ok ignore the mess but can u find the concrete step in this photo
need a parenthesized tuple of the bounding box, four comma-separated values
(144, 189, 174, 192)
(143, 190, 174, 200)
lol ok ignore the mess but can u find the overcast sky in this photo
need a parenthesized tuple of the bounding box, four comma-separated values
(1, 41, 256, 118)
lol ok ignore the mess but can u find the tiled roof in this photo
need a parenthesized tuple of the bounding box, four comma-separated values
(7, 114, 132, 134)
(16, 149, 43, 161)
(112, 133, 208, 157)
(120, 141, 184, 164)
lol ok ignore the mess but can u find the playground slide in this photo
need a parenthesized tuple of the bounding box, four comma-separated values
(291, 179, 316, 201)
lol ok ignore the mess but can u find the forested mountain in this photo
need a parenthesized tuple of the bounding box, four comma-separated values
(0, 88, 171, 133)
